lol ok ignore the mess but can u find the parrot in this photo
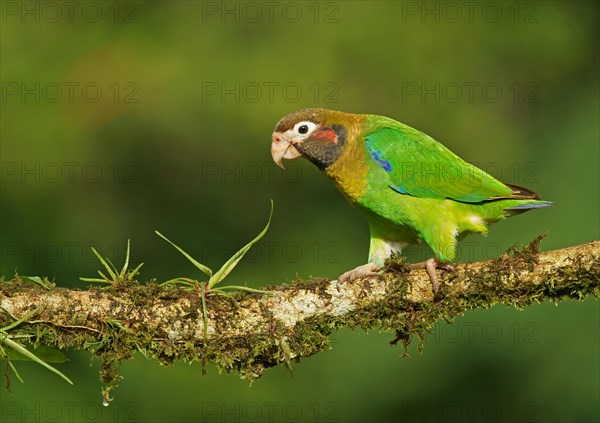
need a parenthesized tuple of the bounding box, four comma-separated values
(270, 108, 553, 293)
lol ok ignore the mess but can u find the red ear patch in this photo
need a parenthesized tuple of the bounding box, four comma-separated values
(314, 128, 338, 143)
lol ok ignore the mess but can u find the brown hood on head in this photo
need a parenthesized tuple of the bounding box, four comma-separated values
(274, 108, 355, 132)
(271, 109, 360, 170)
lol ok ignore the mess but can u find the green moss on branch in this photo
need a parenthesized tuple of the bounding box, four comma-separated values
(0, 240, 598, 400)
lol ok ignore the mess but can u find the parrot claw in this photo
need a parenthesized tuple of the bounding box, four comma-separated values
(411, 258, 455, 297)
(338, 263, 382, 283)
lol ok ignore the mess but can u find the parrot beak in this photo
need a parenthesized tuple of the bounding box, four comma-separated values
(271, 132, 302, 169)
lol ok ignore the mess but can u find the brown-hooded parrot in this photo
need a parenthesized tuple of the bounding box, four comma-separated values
(271, 108, 553, 292)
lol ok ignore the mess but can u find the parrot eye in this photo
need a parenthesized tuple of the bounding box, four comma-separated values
(293, 121, 317, 137)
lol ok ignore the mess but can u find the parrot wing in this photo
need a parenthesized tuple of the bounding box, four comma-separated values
(365, 126, 518, 203)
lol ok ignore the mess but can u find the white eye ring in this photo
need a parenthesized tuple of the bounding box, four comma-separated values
(293, 121, 317, 136)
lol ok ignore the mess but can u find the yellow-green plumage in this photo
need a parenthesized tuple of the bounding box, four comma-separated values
(272, 108, 553, 267)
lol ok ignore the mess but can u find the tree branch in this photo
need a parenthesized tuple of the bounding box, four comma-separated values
(1, 238, 599, 399)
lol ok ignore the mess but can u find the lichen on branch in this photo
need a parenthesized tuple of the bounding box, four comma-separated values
(0, 239, 599, 401)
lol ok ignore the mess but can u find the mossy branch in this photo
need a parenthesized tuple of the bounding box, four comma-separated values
(0, 239, 598, 400)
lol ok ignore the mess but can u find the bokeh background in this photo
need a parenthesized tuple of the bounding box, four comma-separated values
(1, 1, 598, 422)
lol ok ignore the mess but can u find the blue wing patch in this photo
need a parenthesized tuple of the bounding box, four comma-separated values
(366, 143, 393, 172)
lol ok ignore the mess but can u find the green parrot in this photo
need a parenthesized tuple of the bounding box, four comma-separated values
(271, 108, 553, 291)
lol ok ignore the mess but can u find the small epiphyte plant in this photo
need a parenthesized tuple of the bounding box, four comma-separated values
(156, 199, 274, 295)
(80, 240, 144, 286)
(156, 200, 274, 338)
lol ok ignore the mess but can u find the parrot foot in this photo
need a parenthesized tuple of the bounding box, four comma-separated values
(338, 263, 382, 283)
(410, 258, 455, 296)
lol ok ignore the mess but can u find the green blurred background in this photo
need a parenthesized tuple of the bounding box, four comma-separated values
(1, 1, 598, 422)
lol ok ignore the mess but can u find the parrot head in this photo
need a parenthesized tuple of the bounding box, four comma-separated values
(271, 108, 351, 170)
